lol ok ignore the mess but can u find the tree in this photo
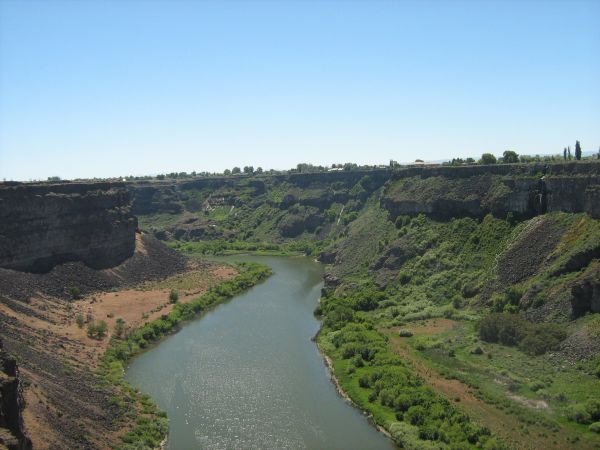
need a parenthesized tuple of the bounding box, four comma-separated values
(232, 167, 241, 174)
(568, 146, 572, 160)
(502, 150, 519, 164)
(223, 169, 231, 175)
(169, 290, 179, 304)
(256, 167, 263, 174)
(564, 147, 567, 160)
(479, 153, 497, 165)
(575, 140, 582, 160)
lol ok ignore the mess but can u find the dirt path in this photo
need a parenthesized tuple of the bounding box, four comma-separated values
(385, 319, 595, 450)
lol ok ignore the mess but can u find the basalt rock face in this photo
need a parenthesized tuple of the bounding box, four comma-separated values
(127, 170, 393, 216)
(0, 340, 32, 450)
(0, 182, 137, 273)
(381, 162, 600, 221)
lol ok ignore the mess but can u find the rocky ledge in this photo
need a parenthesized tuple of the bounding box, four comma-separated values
(0, 181, 137, 273)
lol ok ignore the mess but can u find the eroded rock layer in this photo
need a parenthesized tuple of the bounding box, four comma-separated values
(381, 162, 600, 220)
(0, 182, 137, 273)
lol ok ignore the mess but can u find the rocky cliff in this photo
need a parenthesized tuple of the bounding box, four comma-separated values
(0, 340, 31, 450)
(381, 162, 600, 220)
(127, 169, 392, 216)
(0, 182, 137, 273)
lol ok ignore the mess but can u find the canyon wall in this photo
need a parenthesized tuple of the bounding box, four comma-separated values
(127, 169, 393, 216)
(0, 182, 137, 273)
(128, 162, 600, 226)
(381, 162, 600, 220)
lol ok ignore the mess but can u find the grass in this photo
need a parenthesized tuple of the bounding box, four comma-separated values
(399, 319, 600, 447)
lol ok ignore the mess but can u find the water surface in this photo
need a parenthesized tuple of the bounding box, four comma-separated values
(126, 255, 395, 450)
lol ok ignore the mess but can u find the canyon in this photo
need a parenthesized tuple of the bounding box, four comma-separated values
(1, 161, 600, 449)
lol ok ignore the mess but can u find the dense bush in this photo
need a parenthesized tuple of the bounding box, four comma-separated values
(478, 313, 566, 355)
(324, 321, 502, 448)
(479, 313, 566, 355)
(492, 287, 523, 313)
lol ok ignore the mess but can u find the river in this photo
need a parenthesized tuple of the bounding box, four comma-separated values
(125, 255, 395, 450)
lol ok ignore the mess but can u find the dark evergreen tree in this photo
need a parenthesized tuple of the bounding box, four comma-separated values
(568, 146, 572, 160)
(575, 140, 582, 160)
(563, 147, 567, 160)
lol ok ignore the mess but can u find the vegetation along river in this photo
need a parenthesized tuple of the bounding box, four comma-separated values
(125, 255, 395, 449)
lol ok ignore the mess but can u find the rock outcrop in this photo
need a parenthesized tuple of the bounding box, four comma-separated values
(381, 162, 600, 221)
(0, 340, 32, 450)
(0, 182, 137, 273)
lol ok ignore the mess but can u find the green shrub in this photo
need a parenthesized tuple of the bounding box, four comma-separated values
(589, 422, 600, 434)
(69, 287, 81, 300)
(87, 320, 107, 340)
(587, 399, 600, 422)
(479, 313, 526, 346)
(405, 405, 427, 426)
(518, 323, 566, 356)
(75, 314, 84, 328)
(528, 380, 545, 392)
(479, 313, 566, 355)
(568, 404, 592, 424)
(169, 289, 179, 304)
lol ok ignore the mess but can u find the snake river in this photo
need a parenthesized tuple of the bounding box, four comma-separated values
(125, 255, 395, 449)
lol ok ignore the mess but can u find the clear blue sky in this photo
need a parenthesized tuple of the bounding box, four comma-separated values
(1, 0, 598, 180)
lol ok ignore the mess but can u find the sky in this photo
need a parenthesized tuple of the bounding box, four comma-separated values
(0, 0, 599, 181)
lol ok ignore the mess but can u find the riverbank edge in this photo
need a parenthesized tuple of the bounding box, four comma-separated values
(97, 262, 272, 449)
(313, 328, 396, 446)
